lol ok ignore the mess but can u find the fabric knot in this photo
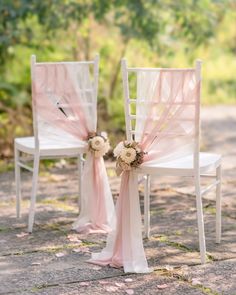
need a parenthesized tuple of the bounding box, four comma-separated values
(114, 140, 146, 176)
(87, 132, 110, 158)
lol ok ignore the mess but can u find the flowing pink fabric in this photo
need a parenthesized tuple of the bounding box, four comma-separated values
(33, 63, 114, 233)
(90, 69, 200, 272)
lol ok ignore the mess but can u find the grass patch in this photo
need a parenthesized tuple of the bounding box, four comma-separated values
(173, 230, 182, 236)
(150, 208, 165, 216)
(167, 240, 193, 252)
(153, 234, 214, 262)
(31, 287, 42, 292)
(155, 266, 220, 295)
(203, 206, 216, 215)
(40, 198, 77, 212)
(0, 225, 11, 232)
(0, 200, 14, 208)
(41, 240, 96, 253)
(186, 227, 194, 234)
(158, 235, 168, 243)
(57, 195, 77, 202)
(194, 285, 220, 295)
(153, 235, 193, 252)
(154, 235, 215, 261)
(39, 222, 69, 233)
(5, 240, 97, 257)
(0, 160, 14, 173)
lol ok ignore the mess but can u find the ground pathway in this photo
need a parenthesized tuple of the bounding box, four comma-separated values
(0, 106, 235, 294)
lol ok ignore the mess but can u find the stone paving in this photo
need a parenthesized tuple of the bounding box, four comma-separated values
(0, 106, 235, 295)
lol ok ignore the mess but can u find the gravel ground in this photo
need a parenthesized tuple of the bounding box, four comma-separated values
(0, 106, 235, 295)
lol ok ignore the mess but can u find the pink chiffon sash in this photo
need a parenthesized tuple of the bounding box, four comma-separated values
(90, 171, 149, 273)
(33, 63, 115, 233)
(72, 153, 115, 233)
(90, 69, 200, 272)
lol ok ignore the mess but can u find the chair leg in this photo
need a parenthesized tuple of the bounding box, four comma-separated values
(77, 154, 83, 212)
(216, 165, 222, 244)
(14, 147, 21, 218)
(194, 175, 207, 264)
(144, 174, 151, 239)
(28, 153, 40, 233)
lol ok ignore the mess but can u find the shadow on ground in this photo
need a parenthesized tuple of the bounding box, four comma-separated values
(0, 106, 236, 295)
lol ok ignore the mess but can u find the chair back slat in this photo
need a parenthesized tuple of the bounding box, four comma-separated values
(31, 55, 99, 148)
(121, 58, 201, 167)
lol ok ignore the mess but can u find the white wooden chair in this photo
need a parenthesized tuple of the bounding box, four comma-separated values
(121, 58, 222, 264)
(14, 54, 99, 233)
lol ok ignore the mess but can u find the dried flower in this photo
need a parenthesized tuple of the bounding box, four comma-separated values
(90, 136, 105, 151)
(120, 147, 136, 164)
(113, 141, 124, 157)
(88, 132, 110, 158)
(114, 141, 146, 175)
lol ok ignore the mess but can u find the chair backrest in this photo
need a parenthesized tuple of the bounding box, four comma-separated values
(31, 55, 99, 149)
(121, 59, 202, 169)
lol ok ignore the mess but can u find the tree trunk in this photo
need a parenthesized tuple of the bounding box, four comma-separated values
(108, 39, 129, 100)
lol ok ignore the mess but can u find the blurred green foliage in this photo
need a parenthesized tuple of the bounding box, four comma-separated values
(0, 0, 235, 159)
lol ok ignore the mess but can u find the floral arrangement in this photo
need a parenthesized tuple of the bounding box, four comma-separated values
(114, 141, 145, 175)
(88, 132, 110, 158)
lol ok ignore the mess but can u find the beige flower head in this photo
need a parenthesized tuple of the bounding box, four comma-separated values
(90, 136, 105, 151)
(94, 141, 110, 157)
(120, 147, 137, 164)
(115, 140, 145, 175)
(113, 141, 125, 157)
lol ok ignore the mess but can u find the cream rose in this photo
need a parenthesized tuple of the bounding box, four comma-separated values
(113, 141, 125, 157)
(120, 147, 137, 164)
(90, 136, 105, 151)
(92, 140, 110, 158)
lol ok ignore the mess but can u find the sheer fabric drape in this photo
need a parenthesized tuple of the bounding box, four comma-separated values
(90, 69, 199, 272)
(33, 63, 114, 233)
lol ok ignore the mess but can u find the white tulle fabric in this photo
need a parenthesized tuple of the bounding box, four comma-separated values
(32, 63, 115, 233)
(136, 70, 198, 164)
(90, 69, 200, 272)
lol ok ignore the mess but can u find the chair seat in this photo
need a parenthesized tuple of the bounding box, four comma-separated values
(15, 136, 87, 156)
(139, 152, 221, 176)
